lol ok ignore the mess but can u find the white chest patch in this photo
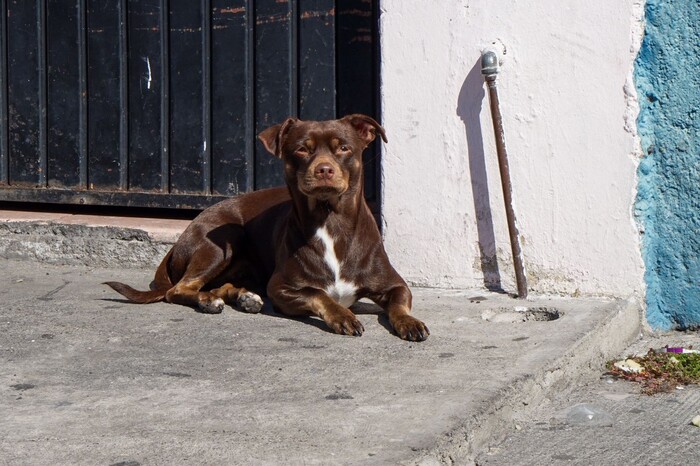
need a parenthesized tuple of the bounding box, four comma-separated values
(315, 226, 358, 307)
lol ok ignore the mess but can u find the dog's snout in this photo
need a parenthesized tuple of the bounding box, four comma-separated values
(314, 163, 335, 180)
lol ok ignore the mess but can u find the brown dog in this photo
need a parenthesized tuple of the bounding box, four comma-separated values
(105, 114, 429, 341)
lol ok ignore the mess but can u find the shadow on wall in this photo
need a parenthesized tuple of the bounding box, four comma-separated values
(456, 58, 502, 291)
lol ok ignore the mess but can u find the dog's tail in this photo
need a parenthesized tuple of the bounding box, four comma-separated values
(103, 281, 167, 304)
(104, 250, 175, 304)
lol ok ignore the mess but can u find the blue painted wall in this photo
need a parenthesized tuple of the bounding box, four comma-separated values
(635, 0, 700, 329)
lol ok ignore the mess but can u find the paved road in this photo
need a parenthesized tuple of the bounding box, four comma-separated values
(476, 332, 700, 466)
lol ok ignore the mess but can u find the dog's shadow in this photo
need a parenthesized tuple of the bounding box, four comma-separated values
(260, 299, 393, 335)
(100, 297, 137, 305)
(99, 295, 394, 336)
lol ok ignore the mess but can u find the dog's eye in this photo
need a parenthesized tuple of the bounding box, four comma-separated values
(295, 146, 310, 157)
(339, 145, 351, 153)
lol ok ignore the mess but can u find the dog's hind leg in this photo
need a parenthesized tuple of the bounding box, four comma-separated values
(165, 278, 226, 314)
(209, 284, 264, 314)
(151, 250, 174, 291)
(164, 243, 234, 314)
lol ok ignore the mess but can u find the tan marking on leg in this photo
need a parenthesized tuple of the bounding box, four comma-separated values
(210, 284, 263, 313)
(166, 279, 224, 314)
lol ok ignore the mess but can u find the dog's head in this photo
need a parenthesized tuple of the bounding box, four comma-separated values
(258, 115, 387, 202)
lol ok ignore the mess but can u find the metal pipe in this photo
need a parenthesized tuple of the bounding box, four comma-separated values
(481, 50, 528, 299)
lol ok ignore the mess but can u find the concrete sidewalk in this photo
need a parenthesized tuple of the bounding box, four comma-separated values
(0, 257, 640, 465)
(0, 211, 644, 464)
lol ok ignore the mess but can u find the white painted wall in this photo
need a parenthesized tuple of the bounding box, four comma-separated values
(379, 0, 645, 296)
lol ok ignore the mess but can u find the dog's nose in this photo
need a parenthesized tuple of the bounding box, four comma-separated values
(314, 163, 335, 180)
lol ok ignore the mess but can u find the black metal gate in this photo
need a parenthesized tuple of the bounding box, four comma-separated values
(0, 0, 379, 210)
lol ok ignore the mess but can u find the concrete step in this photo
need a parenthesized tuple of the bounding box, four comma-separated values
(0, 210, 187, 268)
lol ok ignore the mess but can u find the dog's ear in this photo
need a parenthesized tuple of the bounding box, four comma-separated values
(258, 117, 298, 158)
(343, 114, 388, 146)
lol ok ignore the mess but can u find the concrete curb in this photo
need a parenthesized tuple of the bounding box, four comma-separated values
(0, 220, 176, 268)
(414, 297, 643, 465)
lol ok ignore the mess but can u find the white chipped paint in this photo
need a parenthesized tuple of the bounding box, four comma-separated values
(144, 57, 152, 90)
(315, 225, 358, 307)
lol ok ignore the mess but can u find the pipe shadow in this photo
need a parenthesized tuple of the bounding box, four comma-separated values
(261, 299, 395, 336)
(457, 58, 503, 291)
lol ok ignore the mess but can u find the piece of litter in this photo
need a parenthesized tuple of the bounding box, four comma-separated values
(676, 386, 685, 390)
(565, 403, 614, 427)
(514, 306, 528, 312)
(692, 415, 700, 427)
(602, 393, 632, 402)
(613, 359, 644, 374)
(664, 347, 700, 354)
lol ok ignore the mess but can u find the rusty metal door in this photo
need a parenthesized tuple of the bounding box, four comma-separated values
(0, 0, 379, 210)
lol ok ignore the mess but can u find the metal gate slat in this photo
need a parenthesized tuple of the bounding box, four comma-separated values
(289, 0, 299, 120)
(211, 0, 252, 196)
(1, 0, 10, 186)
(78, 0, 88, 190)
(337, 0, 379, 202)
(127, 0, 165, 193)
(169, 0, 206, 195)
(299, 0, 335, 121)
(47, 0, 81, 189)
(118, 0, 128, 191)
(253, 0, 294, 190)
(7, 0, 42, 187)
(201, 0, 212, 195)
(87, 0, 124, 190)
(37, 0, 48, 188)
(159, 0, 170, 193)
(0, 0, 9, 185)
(244, 0, 255, 194)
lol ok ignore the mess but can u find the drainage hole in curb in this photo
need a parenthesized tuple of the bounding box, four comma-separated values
(481, 306, 561, 323)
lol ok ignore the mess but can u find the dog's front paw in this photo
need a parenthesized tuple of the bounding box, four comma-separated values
(236, 291, 264, 313)
(326, 310, 364, 336)
(198, 297, 225, 314)
(392, 315, 429, 342)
